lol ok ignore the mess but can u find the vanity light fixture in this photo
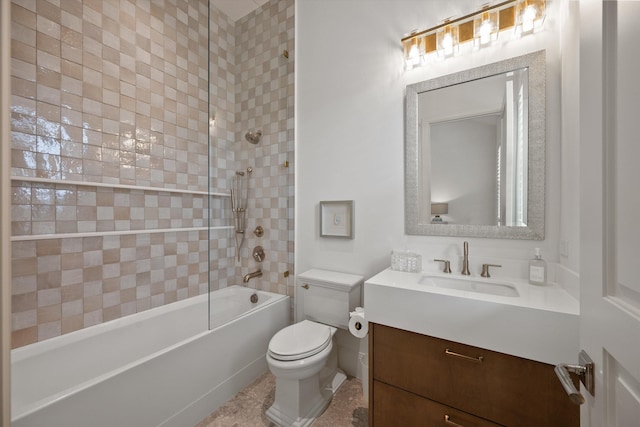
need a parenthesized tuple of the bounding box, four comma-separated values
(401, 0, 545, 70)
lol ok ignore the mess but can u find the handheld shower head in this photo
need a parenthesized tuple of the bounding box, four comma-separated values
(245, 130, 262, 144)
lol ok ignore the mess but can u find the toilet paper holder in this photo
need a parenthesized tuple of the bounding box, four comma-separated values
(349, 307, 368, 338)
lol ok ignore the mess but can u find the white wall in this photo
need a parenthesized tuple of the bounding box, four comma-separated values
(430, 119, 499, 226)
(559, 0, 581, 276)
(295, 0, 565, 282)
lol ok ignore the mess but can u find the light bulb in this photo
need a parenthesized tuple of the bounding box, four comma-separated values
(408, 44, 420, 65)
(479, 20, 492, 45)
(522, 5, 537, 32)
(436, 24, 458, 58)
(442, 33, 453, 56)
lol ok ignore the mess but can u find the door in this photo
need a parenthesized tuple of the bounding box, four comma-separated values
(579, 0, 640, 425)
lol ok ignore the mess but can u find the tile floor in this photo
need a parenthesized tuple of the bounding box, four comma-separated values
(196, 373, 368, 427)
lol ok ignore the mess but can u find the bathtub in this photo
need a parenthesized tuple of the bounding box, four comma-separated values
(11, 286, 289, 427)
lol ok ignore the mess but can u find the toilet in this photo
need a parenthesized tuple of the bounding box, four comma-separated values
(265, 269, 363, 427)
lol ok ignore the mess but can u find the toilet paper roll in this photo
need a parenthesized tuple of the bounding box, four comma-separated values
(349, 310, 368, 338)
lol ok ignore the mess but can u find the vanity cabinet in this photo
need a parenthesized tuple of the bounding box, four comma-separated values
(369, 323, 579, 427)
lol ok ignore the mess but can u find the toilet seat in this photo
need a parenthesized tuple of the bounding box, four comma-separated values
(268, 320, 332, 361)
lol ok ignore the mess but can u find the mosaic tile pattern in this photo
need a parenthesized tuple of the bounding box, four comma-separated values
(233, 0, 295, 302)
(11, 229, 218, 348)
(10, 0, 211, 192)
(9, 0, 294, 348)
(208, 4, 237, 194)
(9, 0, 238, 348)
(10, 180, 215, 235)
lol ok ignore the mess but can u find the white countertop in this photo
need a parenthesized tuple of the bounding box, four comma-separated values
(364, 268, 580, 365)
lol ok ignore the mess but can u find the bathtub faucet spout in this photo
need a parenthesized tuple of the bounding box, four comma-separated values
(243, 269, 262, 283)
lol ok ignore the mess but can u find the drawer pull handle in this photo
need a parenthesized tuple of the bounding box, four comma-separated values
(445, 348, 484, 363)
(444, 414, 466, 427)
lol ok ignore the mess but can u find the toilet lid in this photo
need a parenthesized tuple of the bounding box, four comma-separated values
(268, 320, 332, 361)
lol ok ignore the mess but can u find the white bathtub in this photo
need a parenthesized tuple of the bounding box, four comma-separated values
(11, 286, 289, 427)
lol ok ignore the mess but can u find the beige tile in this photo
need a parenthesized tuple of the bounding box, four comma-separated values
(12, 257, 37, 277)
(61, 282, 83, 302)
(37, 304, 61, 323)
(83, 265, 103, 282)
(83, 309, 102, 327)
(12, 39, 36, 64)
(12, 274, 37, 296)
(103, 304, 121, 322)
(12, 308, 37, 332)
(36, 254, 61, 273)
(36, 31, 60, 56)
(12, 3, 37, 29)
(61, 253, 83, 270)
(38, 320, 61, 341)
(34, 149, 60, 176)
(12, 292, 37, 312)
(61, 299, 83, 317)
(61, 314, 83, 334)
(11, 132, 36, 154)
(12, 326, 38, 349)
(120, 287, 136, 304)
(38, 288, 61, 307)
(83, 294, 102, 313)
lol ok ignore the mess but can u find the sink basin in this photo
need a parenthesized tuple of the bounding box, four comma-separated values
(419, 275, 520, 297)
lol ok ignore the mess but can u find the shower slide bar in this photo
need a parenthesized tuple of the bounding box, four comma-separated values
(230, 167, 253, 261)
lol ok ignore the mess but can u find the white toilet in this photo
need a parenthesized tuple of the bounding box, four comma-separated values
(265, 269, 363, 427)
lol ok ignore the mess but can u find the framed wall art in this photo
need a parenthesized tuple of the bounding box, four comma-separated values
(319, 200, 354, 239)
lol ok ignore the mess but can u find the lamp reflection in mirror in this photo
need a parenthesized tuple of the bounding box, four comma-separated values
(431, 202, 449, 223)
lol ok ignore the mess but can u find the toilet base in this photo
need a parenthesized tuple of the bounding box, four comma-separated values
(265, 369, 346, 427)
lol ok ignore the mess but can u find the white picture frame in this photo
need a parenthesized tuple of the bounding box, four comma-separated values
(319, 200, 354, 239)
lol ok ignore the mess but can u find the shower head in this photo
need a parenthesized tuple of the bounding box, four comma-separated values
(245, 130, 262, 144)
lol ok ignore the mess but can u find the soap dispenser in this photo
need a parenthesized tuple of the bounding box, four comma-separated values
(529, 248, 547, 286)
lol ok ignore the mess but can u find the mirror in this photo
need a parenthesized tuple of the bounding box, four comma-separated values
(405, 50, 545, 239)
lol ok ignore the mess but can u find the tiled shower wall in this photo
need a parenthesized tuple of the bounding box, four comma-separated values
(234, 0, 295, 298)
(9, 0, 240, 348)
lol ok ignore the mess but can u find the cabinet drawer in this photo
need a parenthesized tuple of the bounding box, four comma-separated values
(373, 380, 503, 427)
(371, 323, 578, 426)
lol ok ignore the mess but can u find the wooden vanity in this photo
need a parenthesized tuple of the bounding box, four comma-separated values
(368, 323, 579, 427)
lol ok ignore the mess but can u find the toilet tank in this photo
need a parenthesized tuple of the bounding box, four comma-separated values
(297, 269, 363, 330)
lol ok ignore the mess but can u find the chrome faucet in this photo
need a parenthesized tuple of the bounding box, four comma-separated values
(461, 241, 470, 275)
(243, 269, 262, 283)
